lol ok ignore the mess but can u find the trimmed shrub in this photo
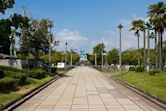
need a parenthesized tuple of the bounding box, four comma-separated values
(28, 69, 46, 79)
(0, 70, 5, 79)
(51, 67, 57, 73)
(136, 66, 144, 72)
(0, 65, 20, 72)
(129, 67, 136, 71)
(0, 77, 17, 91)
(149, 68, 160, 75)
(5, 71, 27, 85)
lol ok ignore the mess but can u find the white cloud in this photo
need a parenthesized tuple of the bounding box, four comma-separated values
(55, 29, 89, 51)
(98, 16, 151, 51)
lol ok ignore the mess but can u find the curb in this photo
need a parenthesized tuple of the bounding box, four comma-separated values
(109, 76, 166, 110)
(0, 75, 60, 111)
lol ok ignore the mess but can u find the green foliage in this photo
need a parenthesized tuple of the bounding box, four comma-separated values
(28, 69, 46, 79)
(136, 66, 144, 72)
(0, 77, 17, 91)
(0, 0, 15, 14)
(0, 18, 12, 54)
(51, 67, 57, 73)
(129, 67, 136, 71)
(91, 43, 106, 65)
(0, 70, 5, 79)
(5, 71, 27, 85)
(107, 48, 119, 65)
(87, 54, 95, 65)
(93, 43, 105, 55)
(149, 68, 160, 75)
(20, 19, 53, 59)
(0, 65, 20, 72)
(0, 14, 30, 55)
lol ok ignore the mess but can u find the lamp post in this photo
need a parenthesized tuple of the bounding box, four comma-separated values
(117, 24, 123, 75)
(65, 42, 68, 67)
(70, 49, 77, 66)
(48, 30, 53, 73)
(144, 22, 155, 72)
(94, 53, 97, 67)
(102, 49, 104, 69)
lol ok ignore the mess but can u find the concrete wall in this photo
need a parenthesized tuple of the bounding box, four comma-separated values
(0, 59, 22, 69)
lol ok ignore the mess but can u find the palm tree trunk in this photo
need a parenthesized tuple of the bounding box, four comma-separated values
(160, 32, 163, 70)
(143, 30, 146, 67)
(158, 32, 162, 70)
(147, 29, 150, 72)
(155, 32, 158, 68)
(137, 35, 140, 66)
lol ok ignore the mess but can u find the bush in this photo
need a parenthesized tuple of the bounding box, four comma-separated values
(149, 68, 160, 75)
(0, 77, 17, 91)
(0, 65, 20, 72)
(129, 67, 136, 71)
(5, 71, 27, 85)
(136, 66, 144, 72)
(51, 67, 57, 73)
(0, 70, 5, 79)
(28, 69, 46, 79)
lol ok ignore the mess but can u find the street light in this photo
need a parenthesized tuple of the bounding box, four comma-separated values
(117, 24, 123, 75)
(65, 42, 68, 66)
(144, 22, 155, 72)
(70, 48, 77, 66)
(102, 49, 104, 69)
(48, 32, 52, 74)
(94, 53, 97, 67)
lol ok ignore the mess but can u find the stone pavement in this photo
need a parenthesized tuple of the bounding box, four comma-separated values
(14, 67, 165, 111)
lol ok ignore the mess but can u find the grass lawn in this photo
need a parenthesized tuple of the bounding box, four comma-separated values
(95, 67, 118, 73)
(0, 76, 53, 106)
(114, 71, 166, 102)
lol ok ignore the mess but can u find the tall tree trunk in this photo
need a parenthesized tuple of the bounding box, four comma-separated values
(158, 32, 162, 70)
(137, 34, 140, 66)
(155, 31, 158, 68)
(143, 30, 146, 67)
(160, 32, 163, 70)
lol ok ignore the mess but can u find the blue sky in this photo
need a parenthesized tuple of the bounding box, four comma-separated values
(1, 0, 165, 53)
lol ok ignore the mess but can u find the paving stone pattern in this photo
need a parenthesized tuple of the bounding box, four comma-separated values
(14, 67, 165, 111)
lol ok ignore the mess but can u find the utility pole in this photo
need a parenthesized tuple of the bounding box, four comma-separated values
(70, 49, 73, 66)
(95, 53, 97, 67)
(147, 29, 150, 72)
(102, 49, 104, 69)
(65, 42, 68, 67)
(117, 24, 123, 75)
(48, 32, 52, 73)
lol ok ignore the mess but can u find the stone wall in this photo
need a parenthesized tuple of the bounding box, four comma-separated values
(0, 59, 22, 69)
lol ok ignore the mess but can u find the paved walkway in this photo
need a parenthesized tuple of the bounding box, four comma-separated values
(14, 67, 165, 111)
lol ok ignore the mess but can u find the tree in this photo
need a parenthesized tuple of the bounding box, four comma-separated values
(0, 18, 11, 54)
(0, 0, 15, 14)
(163, 40, 166, 65)
(0, 13, 29, 55)
(87, 54, 95, 65)
(107, 48, 119, 65)
(20, 19, 54, 59)
(130, 19, 145, 66)
(148, 1, 166, 70)
(93, 43, 105, 65)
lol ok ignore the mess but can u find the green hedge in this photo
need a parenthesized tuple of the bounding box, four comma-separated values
(0, 65, 20, 72)
(5, 71, 27, 85)
(136, 66, 144, 72)
(0, 77, 17, 91)
(149, 68, 160, 75)
(0, 70, 5, 79)
(129, 67, 136, 71)
(28, 69, 46, 79)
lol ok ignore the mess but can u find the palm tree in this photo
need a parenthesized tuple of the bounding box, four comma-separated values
(130, 20, 145, 66)
(148, 1, 166, 70)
